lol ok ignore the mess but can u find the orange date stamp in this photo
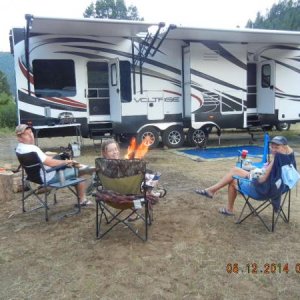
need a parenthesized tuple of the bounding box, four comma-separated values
(226, 263, 300, 274)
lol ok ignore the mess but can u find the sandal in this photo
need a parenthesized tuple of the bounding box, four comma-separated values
(195, 189, 213, 199)
(218, 207, 235, 216)
(128, 214, 140, 222)
(152, 189, 167, 198)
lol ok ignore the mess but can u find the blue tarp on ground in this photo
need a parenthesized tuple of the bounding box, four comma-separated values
(179, 145, 264, 160)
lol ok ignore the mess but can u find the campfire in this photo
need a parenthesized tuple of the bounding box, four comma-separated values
(125, 137, 150, 159)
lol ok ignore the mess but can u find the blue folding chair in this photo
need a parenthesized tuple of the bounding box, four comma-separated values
(234, 152, 296, 232)
(17, 151, 86, 221)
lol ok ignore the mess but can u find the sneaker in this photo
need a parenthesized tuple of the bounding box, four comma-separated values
(75, 199, 93, 208)
(152, 189, 167, 198)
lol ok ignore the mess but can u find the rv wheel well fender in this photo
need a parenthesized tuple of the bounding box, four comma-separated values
(162, 125, 185, 149)
(203, 123, 221, 136)
(192, 122, 221, 136)
(136, 126, 160, 149)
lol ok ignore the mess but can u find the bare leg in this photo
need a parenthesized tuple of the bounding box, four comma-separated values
(226, 180, 238, 212)
(205, 167, 248, 197)
(76, 181, 86, 202)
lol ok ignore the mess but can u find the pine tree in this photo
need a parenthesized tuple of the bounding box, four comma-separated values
(83, 0, 143, 21)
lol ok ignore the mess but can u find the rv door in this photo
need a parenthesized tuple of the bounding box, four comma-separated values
(86, 61, 110, 122)
(108, 59, 122, 123)
(257, 60, 275, 114)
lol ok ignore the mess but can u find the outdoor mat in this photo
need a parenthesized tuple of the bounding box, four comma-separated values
(178, 145, 264, 160)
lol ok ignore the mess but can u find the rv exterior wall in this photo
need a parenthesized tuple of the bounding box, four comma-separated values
(10, 18, 300, 147)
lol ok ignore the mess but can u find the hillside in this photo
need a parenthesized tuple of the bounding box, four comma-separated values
(0, 52, 16, 95)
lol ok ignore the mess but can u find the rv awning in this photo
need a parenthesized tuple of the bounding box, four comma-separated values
(27, 15, 157, 37)
(26, 15, 300, 44)
(166, 26, 300, 44)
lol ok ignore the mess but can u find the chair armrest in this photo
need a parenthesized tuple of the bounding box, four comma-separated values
(232, 175, 252, 183)
(45, 164, 68, 173)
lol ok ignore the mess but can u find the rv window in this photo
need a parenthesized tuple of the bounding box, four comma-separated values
(120, 61, 132, 102)
(87, 62, 109, 98)
(111, 64, 118, 86)
(32, 60, 76, 97)
(261, 64, 271, 88)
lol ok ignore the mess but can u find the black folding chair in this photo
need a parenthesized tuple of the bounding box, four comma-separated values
(16, 152, 85, 221)
(94, 158, 152, 241)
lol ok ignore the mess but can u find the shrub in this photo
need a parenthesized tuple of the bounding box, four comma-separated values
(0, 100, 17, 128)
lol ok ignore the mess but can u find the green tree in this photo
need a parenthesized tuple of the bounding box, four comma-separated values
(83, 0, 143, 21)
(246, 0, 300, 30)
(0, 70, 11, 96)
(0, 70, 16, 128)
(0, 70, 12, 105)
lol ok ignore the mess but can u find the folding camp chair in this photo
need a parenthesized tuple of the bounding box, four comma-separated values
(17, 152, 86, 221)
(235, 152, 295, 232)
(94, 158, 152, 241)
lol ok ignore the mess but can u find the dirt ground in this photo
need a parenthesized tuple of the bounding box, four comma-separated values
(1, 128, 300, 299)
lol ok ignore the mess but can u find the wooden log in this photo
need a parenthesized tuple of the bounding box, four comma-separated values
(0, 171, 14, 202)
(12, 171, 23, 193)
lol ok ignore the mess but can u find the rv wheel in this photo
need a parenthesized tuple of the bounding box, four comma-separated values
(187, 128, 207, 147)
(137, 127, 160, 149)
(162, 126, 185, 148)
(275, 122, 290, 131)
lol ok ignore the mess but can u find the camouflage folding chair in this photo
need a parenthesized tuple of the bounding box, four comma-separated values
(94, 158, 152, 241)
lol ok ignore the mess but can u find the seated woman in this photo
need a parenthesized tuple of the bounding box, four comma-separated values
(195, 136, 296, 216)
(101, 139, 166, 198)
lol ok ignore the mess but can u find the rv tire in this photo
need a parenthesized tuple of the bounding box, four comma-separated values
(187, 128, 208, 147)
(137, 127, 160, 149)
(162, 126, 185, 148)
(275, 122, 290, 131)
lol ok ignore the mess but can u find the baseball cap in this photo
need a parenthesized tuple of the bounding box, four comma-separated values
(270, 136, 288, 145)
(15, 124, 31, 135)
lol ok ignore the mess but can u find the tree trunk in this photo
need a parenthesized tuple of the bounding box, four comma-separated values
(0, 171, 14, 202)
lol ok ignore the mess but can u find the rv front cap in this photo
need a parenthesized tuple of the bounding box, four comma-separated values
(15, 124, 31, 135)
(270, 136, 288, 145)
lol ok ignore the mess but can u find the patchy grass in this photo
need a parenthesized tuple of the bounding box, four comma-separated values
(0, 128, 300, 299)
(0, 127, 14, 137)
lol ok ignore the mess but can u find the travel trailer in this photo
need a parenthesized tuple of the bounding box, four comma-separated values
(10, 15, 300, 148)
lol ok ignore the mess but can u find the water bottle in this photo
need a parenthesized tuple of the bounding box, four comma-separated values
(58, 170, 65, 184)
(153, 172, 161, 181)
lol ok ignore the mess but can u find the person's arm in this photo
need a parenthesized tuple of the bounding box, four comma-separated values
(257, 159, 274, 183)
(43, 156, 73, 167)
(34, 146, 73, 167)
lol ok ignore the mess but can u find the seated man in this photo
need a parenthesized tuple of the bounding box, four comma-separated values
(15, 124, 92, 206)
(195, 136, 296, 216)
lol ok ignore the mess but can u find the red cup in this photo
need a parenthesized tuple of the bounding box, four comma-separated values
(241, 149, 248, 159)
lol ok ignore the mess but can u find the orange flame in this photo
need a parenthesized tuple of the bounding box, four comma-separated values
(125, 137, 137, 159)
(125, 137, 149, 159)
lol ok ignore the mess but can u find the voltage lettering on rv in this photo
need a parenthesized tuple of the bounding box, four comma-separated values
(134, 97, 180, 103)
